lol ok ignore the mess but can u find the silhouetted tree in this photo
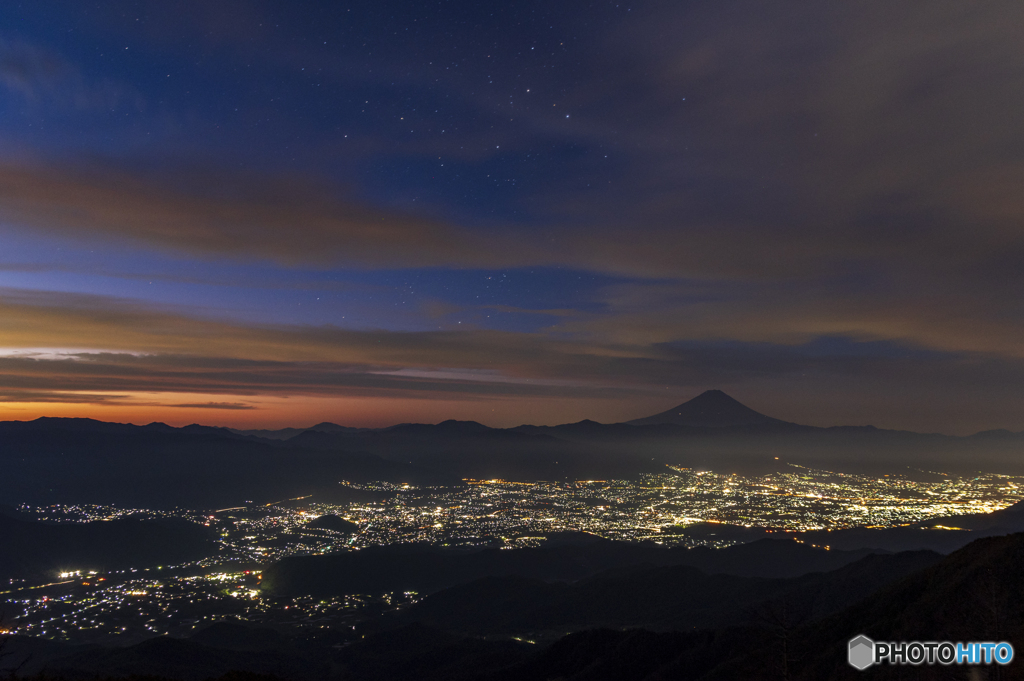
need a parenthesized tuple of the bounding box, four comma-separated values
(747, 598, 807, 681)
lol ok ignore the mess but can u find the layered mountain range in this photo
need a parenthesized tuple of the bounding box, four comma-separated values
(2, 391, 1023, 510)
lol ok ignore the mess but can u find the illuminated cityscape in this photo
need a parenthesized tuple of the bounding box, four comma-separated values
(335, 466, 1022, 545)
(3, 465, 1022, 644)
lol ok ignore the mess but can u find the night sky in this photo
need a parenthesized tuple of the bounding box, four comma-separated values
(2, 1, 1023, 433)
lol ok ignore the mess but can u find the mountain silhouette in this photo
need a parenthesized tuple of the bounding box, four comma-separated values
(8, 406, 1024, 512)
(713, 530, 1024, 680)
(394, 549, 940, 637)
(0, 514, 215, 579)
(627, 389, 792, 428)
(305, 513, 359, 533)
(259, 538, 887, 598)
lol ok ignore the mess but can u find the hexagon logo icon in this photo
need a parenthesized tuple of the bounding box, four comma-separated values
(848, 635, 875, 670)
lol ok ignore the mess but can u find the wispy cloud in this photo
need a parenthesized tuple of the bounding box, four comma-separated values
(0, 162, 527, 269)
(0, 38, 139, 111)
(168, 402, 255, 410)
(2, 287, 1024, 431)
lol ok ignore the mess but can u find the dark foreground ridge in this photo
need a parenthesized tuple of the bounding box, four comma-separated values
(258, 536, 891, 597)
(6, 531, 1024, 680)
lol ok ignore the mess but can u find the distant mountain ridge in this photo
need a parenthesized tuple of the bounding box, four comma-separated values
(6, 391, 1024, 510)
(228, 421, 366, 440)
(16, 390, 1016, 441)
(228, 391, 799, 437)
